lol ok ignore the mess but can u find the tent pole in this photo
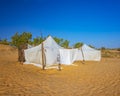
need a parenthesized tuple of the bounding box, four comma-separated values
(42, 42, 45, 70)
(58, 63, 61, 71)
(41, 32, 46, 70)
(81, 47, 85, 64)
(57, 54, 61, 71)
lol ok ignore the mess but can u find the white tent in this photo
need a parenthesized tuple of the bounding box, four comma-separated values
(77, 44, 101, 61)
(24, 36, 63, 67)
(24, 36, 101, 68)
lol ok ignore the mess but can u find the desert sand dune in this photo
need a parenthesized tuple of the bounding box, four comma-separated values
(0, 44, 120, 96)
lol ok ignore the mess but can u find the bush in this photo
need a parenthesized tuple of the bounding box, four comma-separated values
(101, 47, 106, 50)
(117, 48, 120, 51)
(0, 39, 9, 45)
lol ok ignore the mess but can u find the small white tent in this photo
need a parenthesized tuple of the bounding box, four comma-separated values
(77, 44, 101, 61)
(24, 36, 63, 67)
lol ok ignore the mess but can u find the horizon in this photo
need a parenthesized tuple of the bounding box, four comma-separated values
(0, 0, 120, 48)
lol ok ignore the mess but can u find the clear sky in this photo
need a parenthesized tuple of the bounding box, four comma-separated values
(0, 0, 120, 48)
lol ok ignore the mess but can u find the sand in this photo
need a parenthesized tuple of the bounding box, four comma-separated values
(0, 44, 120, 96)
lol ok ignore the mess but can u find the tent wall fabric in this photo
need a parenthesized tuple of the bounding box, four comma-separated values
(24, 45, 42, 65)
(59, 49, 78, 65)
(75, 49, 84, 61)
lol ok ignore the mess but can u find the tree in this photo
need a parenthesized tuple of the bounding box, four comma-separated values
(61, 40, 69, 48)
(32, 37, 44, 46)
(11, 32, 32, 47)
(73, 42, 83, 48)
(53, 37, 70, 48)
(53, 37, 63, 45)
(53, 37, 61, 45)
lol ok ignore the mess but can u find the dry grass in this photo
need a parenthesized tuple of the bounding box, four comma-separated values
(102, 49, 120, 58)
(0, 44, 120, 96)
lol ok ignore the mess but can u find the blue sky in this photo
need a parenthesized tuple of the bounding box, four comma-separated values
(0, 0, 120, 48)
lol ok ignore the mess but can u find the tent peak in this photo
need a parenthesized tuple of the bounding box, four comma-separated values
(47, 35, 53, 39)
